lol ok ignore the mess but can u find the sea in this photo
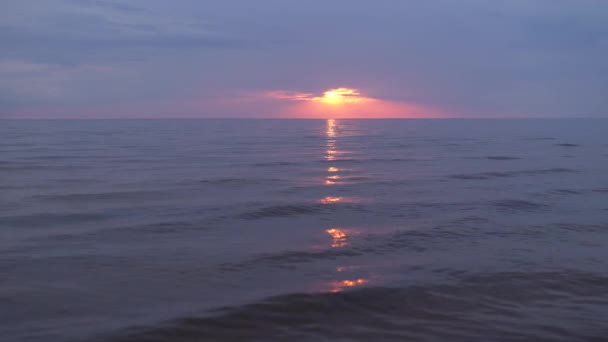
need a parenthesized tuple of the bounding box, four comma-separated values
(1, 119, 607, 341)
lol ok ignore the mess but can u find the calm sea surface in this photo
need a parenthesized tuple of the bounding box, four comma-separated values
(1, 119, 608, 341)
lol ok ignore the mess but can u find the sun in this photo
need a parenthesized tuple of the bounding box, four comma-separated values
(313, 88, 368, 105)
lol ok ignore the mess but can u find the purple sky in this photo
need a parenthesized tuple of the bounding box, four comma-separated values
(1, 0, 607, 118)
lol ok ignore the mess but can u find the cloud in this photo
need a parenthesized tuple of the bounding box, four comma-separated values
(0, 0, 250, 66)
(264, 90, 317, 102)
(67, 0, 145, 13)
(264, 88, 373, 103)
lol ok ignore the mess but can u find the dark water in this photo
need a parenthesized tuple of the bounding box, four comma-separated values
(1, 119, 608, 342)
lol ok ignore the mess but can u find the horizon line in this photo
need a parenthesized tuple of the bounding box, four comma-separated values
(1, 117, 605, 120)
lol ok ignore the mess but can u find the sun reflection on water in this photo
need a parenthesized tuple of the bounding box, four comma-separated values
(326, 118, 337, 137)
(320, 196, 343, 204)
(326, 228, 348, 248)
(330, 278, 368, 293)
(320, 119, 372, 294)
(324, 120, 343, 184)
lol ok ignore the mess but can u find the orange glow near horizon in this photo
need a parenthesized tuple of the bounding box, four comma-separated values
(245, 86, 449, 118)
(313, 88, 370, 105)
(261, 86, 444, 118)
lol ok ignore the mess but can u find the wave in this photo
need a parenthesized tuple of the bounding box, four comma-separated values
(321, 158, 430, 164)
(32, 190, 164, 202)
(252, 162, 299, 167)
(523, 137, 556, 141)
(322, 158, 360, 163)
(220, 248, 363, 272)
(491, 199, 548, 212)
(199, 178, 281, 186)
(467, 156, 521, 161)
(547, 189, 584, 196)
(104, 271, 608, 342)
(449, 168, 576, 180)
(485, 156, 520, 161)
(237, 204, 325, 220)
(0, 212, 108, 228)
(0, 161, 47, 171)
(367, 158, 432, 162)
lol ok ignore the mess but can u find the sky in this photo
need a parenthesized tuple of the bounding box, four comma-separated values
(1, 0, 607, 118)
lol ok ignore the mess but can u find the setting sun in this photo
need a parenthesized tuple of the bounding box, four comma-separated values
(313, 88, 369, 105)
(263, 86, 441, 118)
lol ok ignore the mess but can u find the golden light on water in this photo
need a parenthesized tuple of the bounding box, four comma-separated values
(324, 174, 343, 185)
(326, 228, 347, 240)
(326, 228, 348, 248)
(320, 196, 343, 204)
(321, 118, 371, 294)
(330, 278, 368, 293)
(325, 118, 341, 166)
(341, 279, 367, 287)
(326, 118, 337, 137)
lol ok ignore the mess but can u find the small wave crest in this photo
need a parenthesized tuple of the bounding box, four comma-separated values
(449, 168, 576, 180)
(199, 178, 281, 186)
(106, 271, 608, 342)
(237, 204, 325, 220)
(491, 199, 548, 212)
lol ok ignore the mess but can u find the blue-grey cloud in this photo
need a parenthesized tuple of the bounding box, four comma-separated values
(68, 0, 146, 13)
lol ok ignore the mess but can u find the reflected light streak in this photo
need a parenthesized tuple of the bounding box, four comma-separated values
(320, 196, 343, 204)
(326, 228, 347, 239)
(324, 173, 343, 184)
(326, 228, 348, 248)
(326, 118, 337, 137)
(330, 278, 368, 293)
(320, 196, 359, 204)
(324, 177, 344, 185)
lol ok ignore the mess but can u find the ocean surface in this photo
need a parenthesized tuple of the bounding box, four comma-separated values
(1, 119, 608, 342)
